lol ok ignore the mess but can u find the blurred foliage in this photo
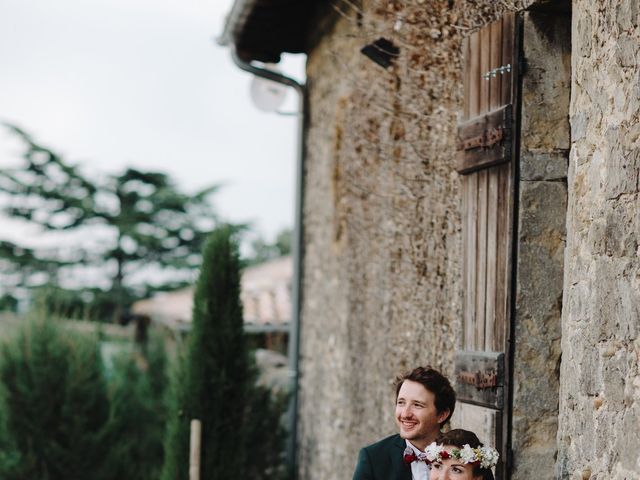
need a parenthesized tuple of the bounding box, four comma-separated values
(103, 331, 168, 480)
(30, 285, 138, 323)
(244, 372, 290, 480)
(0, 317, 111, 480)
(0, 294, 18, 313)
(0, 315, 170, 480)
(244, 227, 292, 267)
(0, 124, 227, 320)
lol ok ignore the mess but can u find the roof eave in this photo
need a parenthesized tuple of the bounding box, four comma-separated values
(219, 0, 323, 63)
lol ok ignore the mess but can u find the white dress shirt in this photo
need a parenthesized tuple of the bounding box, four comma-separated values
(406, 440, 430, 480)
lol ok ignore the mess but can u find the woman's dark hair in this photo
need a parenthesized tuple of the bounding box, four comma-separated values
(394, 366, 456, 427)
(436, 429, 496, 480)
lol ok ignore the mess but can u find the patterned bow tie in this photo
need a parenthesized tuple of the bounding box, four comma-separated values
(403, 446, 429, 464)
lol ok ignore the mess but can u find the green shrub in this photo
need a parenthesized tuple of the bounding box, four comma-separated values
(0, 294, 18, 313)
(244, 379, 290, 480)
(103, 331, 168, 480)
(0, 317, 111, 480)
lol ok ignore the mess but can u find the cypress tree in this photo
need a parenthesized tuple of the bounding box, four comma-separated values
(161, 226, 248, 480)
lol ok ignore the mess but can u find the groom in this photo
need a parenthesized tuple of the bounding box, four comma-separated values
(352, 366, 456, 480)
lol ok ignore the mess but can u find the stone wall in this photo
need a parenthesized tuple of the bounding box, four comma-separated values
(296, 2, 539, 479)
(295, 1, 640, 478)
(512, 10, 570, 479)
(556, 2, 640, 479)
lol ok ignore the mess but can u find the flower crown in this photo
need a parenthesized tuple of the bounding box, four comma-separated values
(422, 442, 499, 469)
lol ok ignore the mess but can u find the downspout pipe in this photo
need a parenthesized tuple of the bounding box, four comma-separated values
(230, 47, 306, 480)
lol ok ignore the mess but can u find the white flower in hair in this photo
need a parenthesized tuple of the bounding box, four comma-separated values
(479, 446, 499, 469)
(459, 444, 477, 464)
(425, 442, 445, 463)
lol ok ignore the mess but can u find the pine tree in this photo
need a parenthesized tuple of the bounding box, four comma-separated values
(0, 317, 111, 480)
(0, 124, 220, 319)
(161, 226, 249, 480)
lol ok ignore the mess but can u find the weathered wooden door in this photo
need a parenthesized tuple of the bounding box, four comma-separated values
(454, 13, 521, 480)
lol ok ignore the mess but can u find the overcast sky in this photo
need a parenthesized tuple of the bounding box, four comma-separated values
(0, 0, 305, 244)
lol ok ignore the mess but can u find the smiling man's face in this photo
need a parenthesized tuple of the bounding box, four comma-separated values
(395, 379, 449, 450)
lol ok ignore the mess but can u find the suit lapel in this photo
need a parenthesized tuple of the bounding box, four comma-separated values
(391, 435, 412, 480)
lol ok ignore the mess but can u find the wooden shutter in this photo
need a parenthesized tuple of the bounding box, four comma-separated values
(455, 13, 521, 480)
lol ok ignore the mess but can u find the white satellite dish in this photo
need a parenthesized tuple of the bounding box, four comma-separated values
(249, 69, 288, 112)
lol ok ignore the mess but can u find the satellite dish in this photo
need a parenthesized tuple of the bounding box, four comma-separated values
(250, 70, 288, 112)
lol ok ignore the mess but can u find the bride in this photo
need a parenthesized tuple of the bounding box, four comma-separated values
(425, 429, 498, 480)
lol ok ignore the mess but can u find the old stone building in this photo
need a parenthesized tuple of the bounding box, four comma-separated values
(222, 1, 639, 479)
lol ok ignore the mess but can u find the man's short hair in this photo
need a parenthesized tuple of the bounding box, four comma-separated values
(394, 366, 456, 427)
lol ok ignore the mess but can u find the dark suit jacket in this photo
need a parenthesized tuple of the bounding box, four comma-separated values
(352, 434, 412, 480)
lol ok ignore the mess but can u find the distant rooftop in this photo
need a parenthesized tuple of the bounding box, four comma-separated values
(132, 255, 292, 333)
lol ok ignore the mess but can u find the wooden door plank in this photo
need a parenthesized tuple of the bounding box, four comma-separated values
(450, 402, 499, 450)
(469, 31, 481, 118)
(490, 20, 503, 111)
(455, 351, 505, 408)
(462, 174, 471, 348)
(494, 162, 511, 350)
(479, 27, 491, 116)
(485, 169, 499, 351)
(456, 144, 510, 174)
(503, 162, 514, 350)
(501, 13, 515, 106)
(474, 169, 488, 349)
(463, 36, 471, 121)
(464, 174, 478, 350)
(457, 104, 512, 148)
(456, 104, 513, 174)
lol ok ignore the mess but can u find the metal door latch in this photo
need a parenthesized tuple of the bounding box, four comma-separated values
(483, 64, 511, 80)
